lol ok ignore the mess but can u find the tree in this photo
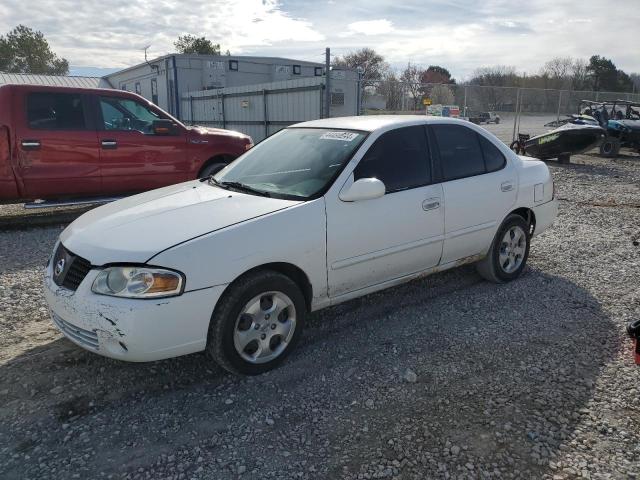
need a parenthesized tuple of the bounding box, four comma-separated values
(630, 73, 640, 94)
(420, 65, 455, 85)
(430, 84, 455, 105)
(174, 35, 221, 55)
(540, 57, 573, 89)
(377, 70, 403, 111)
(587, 55, 619, 91)
(468, 66, 519, 87)
(570, 59, 591, 91)
(400, 63, 423, 110)
(332, 48, 388, 88)
(0, 25, 68, 75)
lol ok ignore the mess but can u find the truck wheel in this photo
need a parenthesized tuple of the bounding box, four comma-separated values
(199, 162, 227, 178)
(558, 154, 570, 164)
(476, 214, 530, 284)
(206, 270, 306, 375)
(599, 138, 620, 158)
(495, 118, 500, 124)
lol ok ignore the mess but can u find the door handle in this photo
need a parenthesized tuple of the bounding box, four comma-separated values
(101, 139, 117, 149)
(21, 140, 41, 150)
(501, 181, 514, 192)
(422, 198, 441, 211)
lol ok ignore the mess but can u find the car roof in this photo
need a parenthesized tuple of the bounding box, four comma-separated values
(290, 115, 470, 132)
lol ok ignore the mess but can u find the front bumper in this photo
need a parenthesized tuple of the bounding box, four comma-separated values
(43, 263, 227, 362)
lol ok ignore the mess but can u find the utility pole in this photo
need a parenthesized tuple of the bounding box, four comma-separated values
(324, 47, 331, 119)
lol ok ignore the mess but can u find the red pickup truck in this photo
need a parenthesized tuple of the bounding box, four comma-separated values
(0, 84, 252, 205)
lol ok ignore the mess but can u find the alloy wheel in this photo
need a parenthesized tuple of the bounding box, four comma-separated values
(498, 226, 527, 274)
(233, 291, 297, 364)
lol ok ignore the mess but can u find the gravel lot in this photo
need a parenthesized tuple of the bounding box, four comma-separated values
(1, 149, 639, 480)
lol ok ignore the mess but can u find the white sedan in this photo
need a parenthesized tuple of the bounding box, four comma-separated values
(44, 116, 557, 375)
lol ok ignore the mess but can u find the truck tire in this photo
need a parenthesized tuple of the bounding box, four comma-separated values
(199, 162, 227, 179)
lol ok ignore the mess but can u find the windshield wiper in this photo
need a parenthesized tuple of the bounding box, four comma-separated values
(214, 180, 271, 197)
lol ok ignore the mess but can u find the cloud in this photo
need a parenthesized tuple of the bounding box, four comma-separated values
(342, 19, 394, 37)
(0, 0, 324, 68)
(0, 0, 637, 79)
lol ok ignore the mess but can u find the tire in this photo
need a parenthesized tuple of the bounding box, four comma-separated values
(198, 162, 227, 179)
(495, 118, 500, 124)
(557, 154, 570, 164)
(476, 214, 531, 283)
(206, 270, 306, 375)
(599, 138, 620, 158)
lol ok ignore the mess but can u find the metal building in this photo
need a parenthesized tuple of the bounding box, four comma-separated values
(181, 69, 361, 142)
(104, 54, 329, 120)
(0, 72, 111, 88)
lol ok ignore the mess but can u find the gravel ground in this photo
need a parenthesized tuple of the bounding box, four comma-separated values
(1, 151, 639, 480)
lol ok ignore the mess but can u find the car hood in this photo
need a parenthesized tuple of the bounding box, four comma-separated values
(60, 181, 300, 265)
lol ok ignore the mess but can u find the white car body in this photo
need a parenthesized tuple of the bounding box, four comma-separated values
(44, 116, 557, 362)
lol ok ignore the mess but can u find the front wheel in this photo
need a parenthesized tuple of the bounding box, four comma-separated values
(476, 214, 531, 283)
(206, 271, 306, 375)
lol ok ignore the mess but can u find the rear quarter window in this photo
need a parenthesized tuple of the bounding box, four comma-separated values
(478, 134, 506, 172)
(26, 92, 87, 130)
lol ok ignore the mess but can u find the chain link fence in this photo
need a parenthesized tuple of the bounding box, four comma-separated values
(361, 81, 640, 144)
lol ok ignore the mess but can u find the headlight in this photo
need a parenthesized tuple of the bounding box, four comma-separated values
(92, 266, 184, 299)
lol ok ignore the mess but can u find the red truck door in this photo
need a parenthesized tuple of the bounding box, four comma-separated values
(95, 94, 190, 194)
(16, 90, 101, 199)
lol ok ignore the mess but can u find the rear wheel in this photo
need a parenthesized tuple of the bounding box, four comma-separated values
(476, 214, 530, 283)
(206, 271, 306, 375)
(599, 138, 620, 158)
(557, 154, 570, 164)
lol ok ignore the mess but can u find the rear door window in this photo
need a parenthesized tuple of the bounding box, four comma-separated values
(354, 125, 431, 193)
(432, 124, 485, 181)
(27, 92, 87, 130)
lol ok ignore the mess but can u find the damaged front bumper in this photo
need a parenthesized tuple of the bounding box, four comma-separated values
(43, 263, 226, 362)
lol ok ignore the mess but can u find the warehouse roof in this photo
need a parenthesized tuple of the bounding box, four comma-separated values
(0, 72, 112, 88)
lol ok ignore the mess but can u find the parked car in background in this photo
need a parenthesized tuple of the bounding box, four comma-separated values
(468, 112, 501, 124)
(0, 84, 252, 206)
(44, 116, 557, 375)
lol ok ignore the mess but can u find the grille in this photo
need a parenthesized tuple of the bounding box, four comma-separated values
(51, 312, 99, 350)
(52, 244, 92, 291)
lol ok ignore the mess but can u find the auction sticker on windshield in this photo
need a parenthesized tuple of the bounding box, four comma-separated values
(320, 131, 360, 141)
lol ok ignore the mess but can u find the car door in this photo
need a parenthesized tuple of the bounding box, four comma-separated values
(429, 123, 517, 264)
(325, 125, 445, 297)
(16, 90, 101, 199)
(96, 94, 190, 195)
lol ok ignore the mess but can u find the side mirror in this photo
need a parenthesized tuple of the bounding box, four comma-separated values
(339, 178, 385, 202)
(152, 119, 178, 135)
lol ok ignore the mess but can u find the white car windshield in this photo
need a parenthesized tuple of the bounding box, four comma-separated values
(212, 128, 367, 200)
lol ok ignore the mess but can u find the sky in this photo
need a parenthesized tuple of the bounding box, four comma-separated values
(0, 0, 638, 80)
